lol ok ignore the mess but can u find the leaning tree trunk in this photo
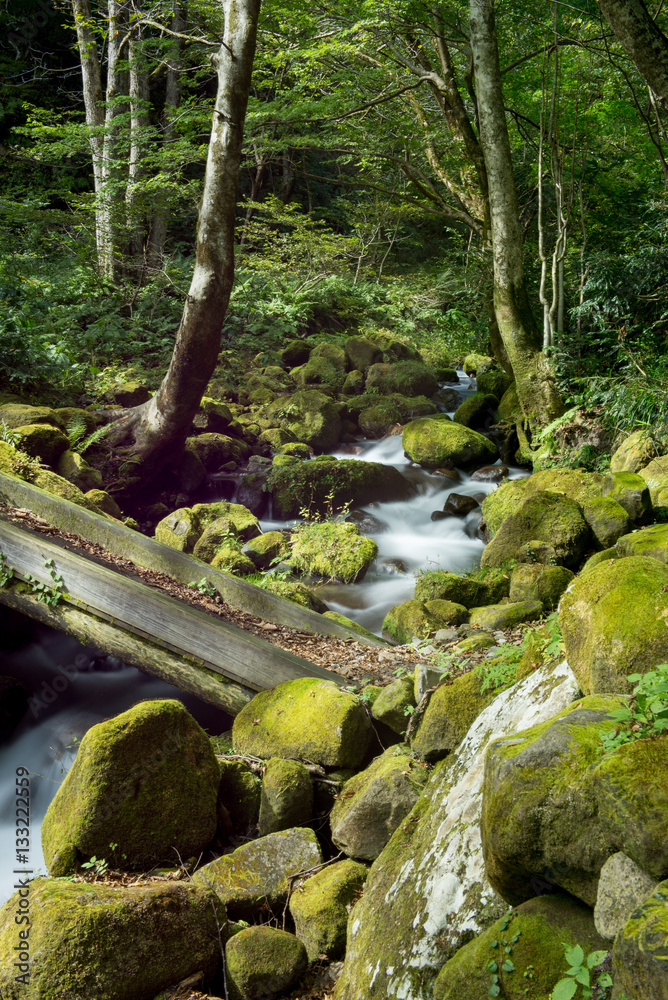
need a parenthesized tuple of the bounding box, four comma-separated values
(469, 0, 562, 426)
(598, 0, 668, 106)
(108, 0, 262, 480)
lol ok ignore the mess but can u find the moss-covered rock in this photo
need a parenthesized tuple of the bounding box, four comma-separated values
(106, 380, 150, 406)
(55, 449, 103, 492)
(225, 925, 308, 1000)
(217, 757, 261, 834)
(154, 507, 201, 553)
(290, 355, 346, 392)
(258, 758, 313, 836)
(330, 746, 429, 860)
(279, 339, 311, 367)
(432, 895, 607, 1000)
(611, 429, 661, 474)
(612, 879, 668, 1000)
(83, 489, 122, 519)
(366, 360, 438, 398)
(498, 382, 520, 421)
(481, 469, 611, 538)
(191, 501, 259, 538)
(41, 700, 219, 875)
(476, 368, 513, 401)
(509, 564, 574, 610)
(402, 417, 498, 468)
(290, 521, 377, 583)
(193, 512, 260, 564)
(559, 555, 668, 694)
(358, 399, 402, 437)
(344, 336, 383, 372)
(210, 547, 256, 576)
(322, 611, 379, 640)
(463, 352, 493, 375)
(334, 662, 581, 1000)
(192, 396, 233, 433)
(192, 826, 322, 919)
(29, 468, 106, 514)
(342, 369, 365, 395)
(582, 495, 632, 549)
(371, 676, 416, 734)
(290, 859, 368, 961)
(0, 402, 65, 430)
(414, 568, 510, 607)
(252, 575, 327, 612)
(233, 678, 372, 769)
(410, 671, 497, 764)
(382, 599, 447, 643)
(14, 423, 69, 464)
(594, 851, 658, 941)
(616, 522, 668, 564)
(424, 599, 469, 626)
(580, 547, 619, 574)
(469, 600, 544, 630)
(604, 470, 652, 523)
(267, 455, 414, 520)
(481, 491, 590, 569)
(243, 531, 289, 569)
(186, 432, 250, 470)
(0, 878, 224, 1000)
(264, 390, 342, 450)
(452, 392, 498, 429)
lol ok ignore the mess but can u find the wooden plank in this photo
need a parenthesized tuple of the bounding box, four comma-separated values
(0, 585, 254, 716)
(0, 473, 387, 647)
(0, 518, 343, 692)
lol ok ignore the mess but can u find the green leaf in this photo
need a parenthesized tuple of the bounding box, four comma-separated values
(489, 987, 500, 998)
(586, 950, 608, 968)
(564, 945, 585, 968)
(575, 968, 591, 986)
(551, 978, 579, 1000)
(502, 960, 516, 972)
(487, 961, 498, 973)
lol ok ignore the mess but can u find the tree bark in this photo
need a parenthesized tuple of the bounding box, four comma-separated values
(108, 0, 262, 478)
(598, 0, 668, 105)
(469, 0, 563, 426)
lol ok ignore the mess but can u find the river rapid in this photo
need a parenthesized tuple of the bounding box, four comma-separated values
(0, 373, 525, 903)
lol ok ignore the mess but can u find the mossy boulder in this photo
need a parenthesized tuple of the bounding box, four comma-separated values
(334, 662, 581, 1000)
(410, 671, 497, 764)
(225, 926, 308, 1000)
(469, 600, 544, 630)
(243, 531, 289, 569)
(481, 698, 668, 907)
(481, 469, 610, 538)
(0, 403, 64, 430)
(476, 368, 513, 401)
(252, 576, 327, 612)
(371, 676, 416, 734)
(106, 380, 150, 406)
(604, 470, 652, 523)
(55, 449, 103, 491)
(192, 826, 322, 919)
(432, 895, 607, 1000)
(186, 432, 250, 470)
(594, 851, 658, 941)
(192, 501, 260, 538)
(481, 491, 590, 569)
(424, 599, 469, 626)
(414, 568, 510, 607)
(279, 339, 311, 367)
(193, 513, 260, 563)
(290, 521, 377, 583)
(155, 507, 201, 552)
(289, 355, 346, 392)
(559, 555, 668, 694)
(210, 547, 256, 576)
(267, 456, 414, 520)
(258, 758, 313, 836)
(344, 336, 383, 372)
(14, 423, 70, 464)
(402, 417, 498, 468)
(382, 599, 448, 643)
(233, 678, 372, 769)
(217, 757, 261, 834)
(366, 360, 438, 398)
(192, 396, 233, 433)
(509, 563, 574, 610)
(389, 393, 438, 421)
(358, 399, 402, 437)
(612, 879, 668, 1000)
(463, 352, 493, 374)
(84, 489, 123, 519)
(342, 369, 365, 395)
(289, 859, 368, 961)
(30, 468, 107, 514)
(582, 495, 632, 549)
(330, 746, 429, 860)
(610, 429, 661, 473)
(264, 390, 342, 450)
(41, 700, 219, 875)
(0, 878, 224, 1000)
(616, 521, 668, 564)
(452, 392, 498, 429)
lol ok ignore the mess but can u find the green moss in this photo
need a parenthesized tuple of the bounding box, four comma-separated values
(476, 369, 512, 401)
(582, 495, 632, 549)
(249, 575, 327, 612)
(259, 758, 313, 835)
(423, 599, 469, 626)
(616, 522, 668, 564)
(290, 521, 377, 583)
(452, 392, 498, 428)
(210, 547, 256, 576)
(232, 678, 372, 769)
(481, 469, 609, 538)
(154, 507, 201, 553)
(244, 530, 289, 569)
(411, 671, 496, 763)
(469, 601, 544, 630)
(358, 399, 402, 437)
(613, 879, 668, 999)
(402, 417, 498, 468)
(0, 878, 224, 1000)
(366, 360, 437, 397)
(371, 676, 416, 734)
(289, 355, 346, 391)
(481, 491, 590, 569)
(290, 859, 368, 961)
(264, 389, 342, 450)
(322, 611, 379, 640)
(382, 599, 445, 643)
(217, 758, 261, 833)
(414, 568, 510, 607)
(225, 926, 308, 1000)
(41, 700, 219, 875)
(604, 471, 652, 523)
(509, 564, 574, 609)
(610, 429, 660, 473)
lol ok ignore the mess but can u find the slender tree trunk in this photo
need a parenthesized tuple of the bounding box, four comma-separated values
(107, 0, 262, 479)
(127, 31, 151, 270)
(598, 0, 668, 106)
(469, 0, 562, 426)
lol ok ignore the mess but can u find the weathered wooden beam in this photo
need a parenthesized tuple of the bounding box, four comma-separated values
(0, 473, 387, 647)
(0, 518, 343, 692)
(0, 584, 254, 716)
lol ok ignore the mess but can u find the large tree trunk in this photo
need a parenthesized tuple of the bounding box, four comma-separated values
(598, 0, 668, 105)
(469, 0, 562, 426)
(108, 0, 262, 478)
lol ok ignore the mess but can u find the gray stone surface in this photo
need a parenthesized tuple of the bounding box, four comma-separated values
(594, 851, 657, 940)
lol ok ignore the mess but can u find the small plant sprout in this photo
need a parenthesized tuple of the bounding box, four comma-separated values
(599, 665, 668, 752)
(24, 559, 65, 607)
(0, 551, 14, 587)
(81, 855, 109, 878)
(188, 578, 217, 597)
(551, 944, 611, 999)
